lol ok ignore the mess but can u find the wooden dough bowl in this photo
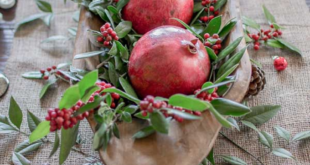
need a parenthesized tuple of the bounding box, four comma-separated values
(72, 0, 251, 165)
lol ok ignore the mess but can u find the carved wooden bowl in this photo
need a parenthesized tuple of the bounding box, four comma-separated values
(72, 0, 251, 164)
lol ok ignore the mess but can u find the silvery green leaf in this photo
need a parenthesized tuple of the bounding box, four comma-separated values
(41, 14, 54, 26)
(220, 155, 247, 165)
(272, 148, 295, 160)
(15, 13, 48, 30)
(41, 35, 69, 44)
(258, 131, 273, 148)
(241, 120, 259, 132)
(68, 27, 78, 36)
(243, 105, 281, 125)
(274, 126, 291, 142)
(12, 152, 31, 165)
(292, 131, 310, 141)
(35, 0, 53, 13)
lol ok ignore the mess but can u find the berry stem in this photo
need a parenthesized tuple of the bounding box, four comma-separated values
(219, 132, 265, 165)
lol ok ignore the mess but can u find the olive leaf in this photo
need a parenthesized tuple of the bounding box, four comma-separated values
(272, 148, 296, 160)
(266, 39, 285, 49)
(40, 79, 57, 99)
(116, 0, 129, 11)
(163, 108, 201, 120)
(134, 111, 150, 120)
(215, 37, 243, 63)
(275, 38, 302, 56)
(29, 121, 50, 143)
(12, 152, 31, 165)
(206, 47, 218, 61)
(79, 70, 98, 96)
(115, 21, 132, 38)
(115, 41, 129, 61)
(93, 123, 107, 150)
(274, 126, 291, 142)
(104, 9, 115, 28)
(169, 94, 209, 111)
(242, 16, 260, 30)
(172, 18, 204, 40)
(250, 58, 263, 68)
(190, 8, 205, 26)
(58, 85, 80, 110)
(211, 98, 251, 117)
(202, 16, 222, 36)
(41, 35, 69, 44)
(241, 120, 259, 132)
(121, 111, 132, 123)
(59, 123, 80, 165)
(119, 77, 138, 99)
(262, 5, 276, 24)
(197, 80, 235, 95)
(9, 97, 23, 130)
(108, 42, 118, 56)
(68, 27, 78, 36)
(112, 123, 120, 139)
(209, 106, 232, 128)
(15, 13, 49, 31)
(292, 131, 310, 142)
(0, 115, 18, 133)
(72, 10, 80, 22)
(201, 82, 215, 94)
(74, 50, 105, 59)
(123, 105, 138, 114)
(206, 148, 215, 165)
(220, 155, 247, 165)
(27, 111, 41, 132)
(22, 71, 42, 79)
(108, 62, 119, 86)
(150, 111, 169, 134)
(107, 5, 118, 14)
(242, 105, 281, 125)
(227, 117, 240, 131)
(42, 14, 54, 26)
(215, 64, 239, 83)
(49, 131, 60, 158)
(258, 131, 274, 148)
(132, 126, 155, 139)
(219, 19, 237, 39)
(77, 95, 106, 114)
(214, 0, 227, 11)
(102, 88, 141, 104)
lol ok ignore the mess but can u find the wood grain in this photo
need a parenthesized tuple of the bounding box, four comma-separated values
(73, 0, 251, 164)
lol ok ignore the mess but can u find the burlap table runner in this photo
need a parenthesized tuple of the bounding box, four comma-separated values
(1, 0, 309, 164)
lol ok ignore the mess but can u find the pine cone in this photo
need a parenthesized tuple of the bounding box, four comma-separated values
(246, 65, 266, 98)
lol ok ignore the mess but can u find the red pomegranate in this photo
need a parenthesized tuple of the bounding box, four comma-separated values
(128, 26, 210, 98)
(122, 0, 194, 34)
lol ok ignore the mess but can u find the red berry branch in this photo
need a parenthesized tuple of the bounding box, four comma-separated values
(45, 82, 120, 132)
(200, 0, 220, 23)
(204, 33, 222, 54)
(139, 88, 219, 123)
(97, 23, 119, 47)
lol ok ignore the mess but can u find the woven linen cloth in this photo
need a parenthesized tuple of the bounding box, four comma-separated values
(0, 0, 310, 165)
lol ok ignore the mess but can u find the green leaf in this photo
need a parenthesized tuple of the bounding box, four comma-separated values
(112, 123, 120, 139)
(108, 42, 118, 56)
(0, 115, 18, 133)
(15, 13, 48, 30)
(215, 37, 243, 63)
(59, 123, 80, 165)
(74, 50, 105, 59)
(202, 16, 222, 36)
(77, 95, 105, 114)
(9, 97, 23, 129)
(202, 82, 215, 94)
(163, 108, 201, 120)
(171, 18, 204, 40)
(275, 38, 302, 56)
(41, 14, 54, 26)
(27, 111, 41, 132)
(102, 88, 141, 104)
(134, 111, 150, 120)
(214, 0, 227, 11)
(217, 47, 247, 78)
(104, 9, 115, 28)
(40, 79, 57, 99)
(22, 71, 42, 79)
(211, 98, 251, 117)
(115, 41, 129, 61)
(169, 94, 209, 111)
(292, 131, 310, 141)
(35, 0, 53, 13)
(119, 77, 138, 99)
(58, 62, 72, 69)
(219, 19, 237, 39)
(209, 106, 232, 128)
(263, 5, 276, 24)
(243, 105, 281, 125)
(198, 80, 235, 95)
(215, 64, 239, 83)
(108, 62, 118, 86)
(190, 8, 205, 26)
(58, 85, 80, 109)
(115, 21, 132, 39)
(250, 58, 263, 68)
(124, 105, 138, 114)
(106, 94, 112, 106)
(79, 70, 98, 96)
(68, 27, 77, 36)
(93, 123, 107, 150)
(220, 155, 247, 165)
(266, 39, 285, 49)
(258, 131, 274, 148)
(29, 121, 50, 143)
(121, 111, 132, 123)
(272, 148, 295, 160)
(14, 140, 43, 154)
(81, 86, 100, 103)
(227, 117, 240, 131)
(274, 126, 291, 142)
(72, 10, 80, 22)
(41, 35, 68, 43)
(12, 152, 31, 165)
(241, 120, 259, 132)
(116, 0, 129, 11)
(206, 47, 218, 61)
(49, 132, 60, 158)
(150, 111, 169, 134)
(133, 126, 155, 139)
(242, 16, 260, 30)
(206, 148, 215, 165)
(107, 5, 118, 14)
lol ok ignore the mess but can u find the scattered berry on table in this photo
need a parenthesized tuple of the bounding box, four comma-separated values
(273, 56, 288, 71)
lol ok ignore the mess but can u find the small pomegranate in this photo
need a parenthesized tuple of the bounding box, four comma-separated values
(128, 26, 210, 98)
(122, 0, 193, 34)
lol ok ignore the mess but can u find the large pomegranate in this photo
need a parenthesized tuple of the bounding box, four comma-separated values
(122, 0, 194, 34)
(128, 26, 210, 98)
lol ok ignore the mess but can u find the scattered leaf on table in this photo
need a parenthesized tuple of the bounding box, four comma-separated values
(243, 105, 281, 125)
(40, 79, 57, 99)
(9, 97, 23, 129)
(274, 126, 291, 142)
(272, 148, 295, 160)
(220, 155, 247, 165)
(27, 110, 42, 132)
(292, 130, 310, 142)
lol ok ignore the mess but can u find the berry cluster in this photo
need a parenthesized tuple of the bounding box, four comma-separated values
(200, 0, 220, 23)
(273, 56, 288, 71)
(248, 25, 283, 51)
(45, 82, 120, 132)
(194, 87, 219, 101)
(97, 23, 119, 47)
(40, 65, 57, 80)
(204, 33, 222, 54)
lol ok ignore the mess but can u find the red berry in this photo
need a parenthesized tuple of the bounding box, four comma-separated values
(212, 34, 219, 39)
(45, 116, 51, 121)
(206, 0, 211, 4)
(51, 112, 57, 118)
(50, 125, 57, 132)
(71, 117, 77, 124)
(63, 120, 71, 127)
(97, 36, 104, 42)
(273, 32, 278, 37)
(214, 50, 219, 54)
(111, 102, 116, 108)
(254, 42, 260, 46)
(111, 93, 120, 100)
(111, 31, 117, 38)
(52, 66, 57, 70)
(209, 6, 214, 12)
(152, 101, 162, 109)
(216, 39, 222, 44)
(140, 101, 149, 110)
(212, 45, 218, 50)
(278, 30, 282, 35)
(43, 76, 49, 80)
(208, 15, 214, 20)
(214, 11, 219, 16)
(88, 96, 94, 102)
(102, 31, 108, 37)
(47, 67, 52, 72)
(142, 111, 148, 117)
(204, 42, 211, 47)
(40, 69, 45, 74)
(254, 45, 260, 51)
(204, 33, 210, 39)
(64, 114, 71, 120)
(76, 114, 84, 120)
(83, 112, 89, 118)
(145, 95, 155, 103)
(106, 36, 112, 41)
(56, 117, 64, 125)
(263, 37, 268, 41)
(274, 56, 288, 71)
(193, 111, 202, 116)
(104, 41, 110, 46)
(114, 36, 119, 41)
(100, 26, 105, 32)
(147, 106, 154, 113)
(107, 28, 113, 34)
(216, 44, 222, 49)
(57, 111, 64, 117)
(270, 24, 274, 28)
(104, 23, 111, 29)
(252, 35, 259, 41)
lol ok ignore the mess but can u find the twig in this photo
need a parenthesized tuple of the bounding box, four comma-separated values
(220, 132, 265, 165)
